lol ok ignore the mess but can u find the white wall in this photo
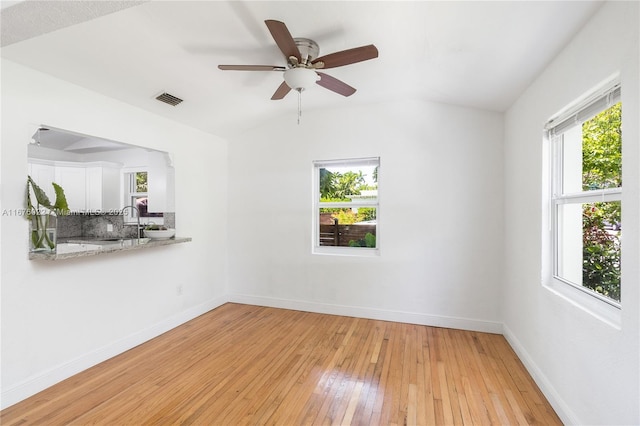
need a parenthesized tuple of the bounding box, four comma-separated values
(503, 2, 639, 425)
(4, 4, 637, 423)
(0, 60, 229, 407)
(227, 98, 505, 332)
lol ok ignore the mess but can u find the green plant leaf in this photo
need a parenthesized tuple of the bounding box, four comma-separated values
(51, 182, 70, 215)
(27, 176, 53, 209)
(31, 229, 40, 248)
(26, 181, 35, 220)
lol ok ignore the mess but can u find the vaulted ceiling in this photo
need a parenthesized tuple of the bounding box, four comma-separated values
(1, 1, 602, 139)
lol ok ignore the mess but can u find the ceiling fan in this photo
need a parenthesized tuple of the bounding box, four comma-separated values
(218, 20, 379, 100)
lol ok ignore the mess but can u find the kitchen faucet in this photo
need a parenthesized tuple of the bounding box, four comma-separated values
(121, 205, 141, 240)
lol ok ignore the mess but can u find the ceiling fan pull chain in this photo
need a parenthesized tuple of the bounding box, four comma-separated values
(297, 89, 302, 125)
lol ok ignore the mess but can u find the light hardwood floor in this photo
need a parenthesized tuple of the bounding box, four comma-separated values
(1, 303, 561, 425)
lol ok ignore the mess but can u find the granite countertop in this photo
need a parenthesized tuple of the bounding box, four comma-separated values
(29, 237, 192, 261)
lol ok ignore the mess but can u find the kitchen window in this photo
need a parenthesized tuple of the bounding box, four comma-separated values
(123, 170, 163, 224)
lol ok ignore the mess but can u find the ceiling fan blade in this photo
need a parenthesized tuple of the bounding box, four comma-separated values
(265, 20, 301, 62)
(316, 72, 356, 97)
(218, 65, 286, 71)
(312, 44, 378, 69)
(271, 81, 292, 100)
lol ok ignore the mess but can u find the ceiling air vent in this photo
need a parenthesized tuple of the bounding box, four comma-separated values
(155, 92, 183, 106)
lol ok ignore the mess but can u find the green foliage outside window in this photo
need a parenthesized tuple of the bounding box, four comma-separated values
(319, 167, 377, 200)
(319, 167, 378, 225)
(136, 172, 148, 192)
(583, 202, 620, 301)
(582, 103, 622, 190)
(357, 207, 376, 222)
(581, 102, 621, 301)
(349, 232, 376, 248)
(328, 208, 376, 225)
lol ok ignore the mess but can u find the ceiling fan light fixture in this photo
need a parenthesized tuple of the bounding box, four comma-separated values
(283, 67, 318, 91)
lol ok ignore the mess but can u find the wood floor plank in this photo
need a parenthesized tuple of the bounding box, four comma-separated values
(418, 325, 437, 425)
(360, 324, 388, 425)
(1, 303, 562, 426)
(443, 329, 465, 425)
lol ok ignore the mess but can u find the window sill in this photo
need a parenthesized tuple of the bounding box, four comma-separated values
(313, 246, 380, 257)
(543, 276, 621, 329)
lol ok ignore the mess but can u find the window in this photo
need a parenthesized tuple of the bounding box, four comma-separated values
(546, 82, 621, 306)
(123, 170, 163, 224)
(313, 157, 379, 255)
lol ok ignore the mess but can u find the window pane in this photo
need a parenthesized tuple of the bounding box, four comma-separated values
(556, 201, 621, 302)
(556, 203, 584, 284)
(582, 102, 622, 190)
(131, 196, 163, 218)
(136, 172, 148, 192)
(318, 208, 376, 248)
(319, 165, 378, 203)
(560, 103, 622, 194)
(560, 126, 583, 194)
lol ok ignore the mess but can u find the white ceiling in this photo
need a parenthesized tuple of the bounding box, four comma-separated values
(1, 0, 602, 139)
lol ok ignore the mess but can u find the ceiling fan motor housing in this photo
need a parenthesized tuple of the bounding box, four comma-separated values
(293, 38, 319, 66)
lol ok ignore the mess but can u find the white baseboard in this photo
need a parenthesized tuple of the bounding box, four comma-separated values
(1, 296, 228, 410)
(229, 293, 503, 334)
(502, 323, 578, 425)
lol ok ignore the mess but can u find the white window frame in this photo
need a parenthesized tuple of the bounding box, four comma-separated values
(544, 79, 622, 324)
(312, 157, 380, 257)
(122, 168, 164, 225)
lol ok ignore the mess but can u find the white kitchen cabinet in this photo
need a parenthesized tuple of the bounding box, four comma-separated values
(147, 165, 166, 213)
(28, 160, 122, 212)
(86, 165, 121, 212)
(28, 162, 56, 201)
(147, 151, 174, 213)
(55, 166, 86, 211)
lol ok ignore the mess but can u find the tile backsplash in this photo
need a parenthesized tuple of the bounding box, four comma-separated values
(56, 215, 83, 238)
(57, 213, 175, 240)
